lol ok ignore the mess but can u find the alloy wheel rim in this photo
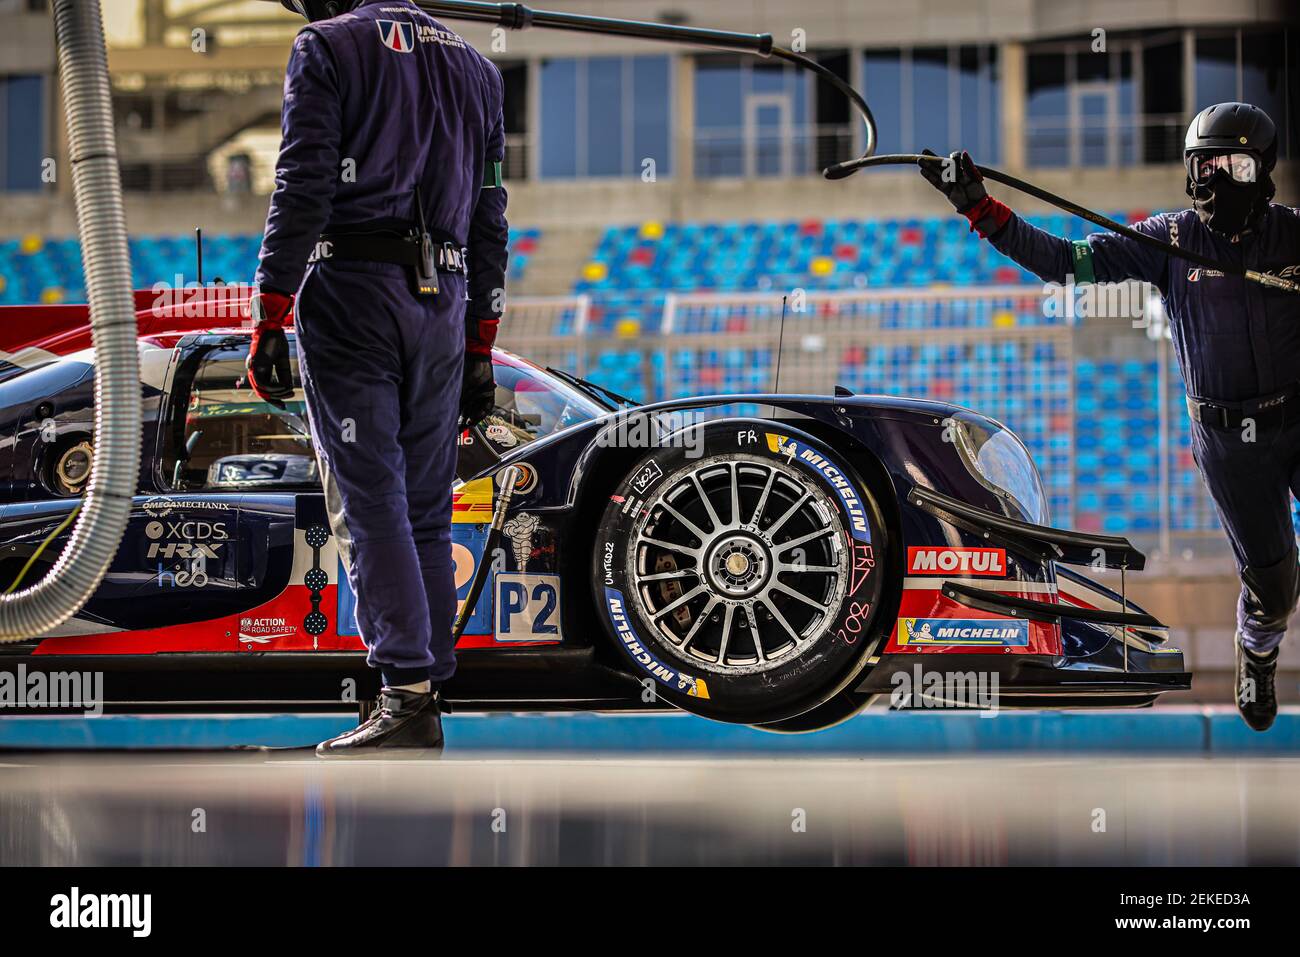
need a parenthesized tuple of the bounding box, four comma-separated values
(629, 456, 849, 675)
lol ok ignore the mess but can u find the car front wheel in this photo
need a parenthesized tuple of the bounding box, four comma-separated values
(592, 420, 889, 724)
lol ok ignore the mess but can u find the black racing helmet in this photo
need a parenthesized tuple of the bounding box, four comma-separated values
(1184, 102, 1277, 176)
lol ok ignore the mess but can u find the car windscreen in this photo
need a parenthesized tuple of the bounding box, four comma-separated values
(456, 352, 609, 475)
(163, 338, 609, 489)
(163, 336, 316, 491)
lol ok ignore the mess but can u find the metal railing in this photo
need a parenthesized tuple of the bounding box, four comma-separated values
(692, 123, 855, 178)
(499, 287, 1233, 558)
(1024, 112, 1186, 167)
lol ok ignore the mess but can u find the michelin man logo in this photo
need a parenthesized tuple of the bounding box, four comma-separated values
(483, 423, 518, 448)
(503, 513, 541, 572)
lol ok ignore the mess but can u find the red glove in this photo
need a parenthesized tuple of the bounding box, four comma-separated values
(960, 195, 1013, 240)
(247, 289, 295, 406)
(466, 315, 499, 357)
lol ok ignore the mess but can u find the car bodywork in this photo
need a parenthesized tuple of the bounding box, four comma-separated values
(0, 292, 1189, 722)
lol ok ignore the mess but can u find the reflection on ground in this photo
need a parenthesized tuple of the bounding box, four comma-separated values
(1, 754, 1297, 865)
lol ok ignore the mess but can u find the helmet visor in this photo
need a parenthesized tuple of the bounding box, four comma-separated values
(1189, 151, 1258, 185)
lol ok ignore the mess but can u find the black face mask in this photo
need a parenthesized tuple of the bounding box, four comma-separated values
(1190, 170, 1267, 237)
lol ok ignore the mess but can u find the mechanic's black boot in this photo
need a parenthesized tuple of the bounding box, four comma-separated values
(1235, 635, 1278, 733)
(316, 687, 444, 758)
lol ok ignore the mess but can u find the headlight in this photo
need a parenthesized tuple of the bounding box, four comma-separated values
(951, 419, 1049, 525)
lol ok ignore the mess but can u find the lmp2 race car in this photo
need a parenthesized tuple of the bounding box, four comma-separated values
(0, 288, 1189, 730)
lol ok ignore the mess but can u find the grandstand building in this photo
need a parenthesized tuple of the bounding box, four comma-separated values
(1, 1, 1297, 685)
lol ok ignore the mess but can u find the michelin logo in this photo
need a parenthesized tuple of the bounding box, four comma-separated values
(899, 617, 1029, 647)
(605, 588, 709, 698)
(764, 434, 869, 538)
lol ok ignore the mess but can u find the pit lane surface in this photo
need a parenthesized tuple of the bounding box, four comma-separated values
(1, 751, 1298, 865)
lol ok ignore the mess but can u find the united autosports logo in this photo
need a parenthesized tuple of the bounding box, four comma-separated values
(907, 546, 1006, 577)
(377, 19, 415, 52)
(1187, 268, 1225, 281)
(376, 17, 466, 52)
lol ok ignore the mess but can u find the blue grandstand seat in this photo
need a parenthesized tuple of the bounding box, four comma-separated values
(0, 227, 543, 307)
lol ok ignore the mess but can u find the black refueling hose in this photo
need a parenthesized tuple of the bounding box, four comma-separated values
(414, 1, 876, 165)
(412, 1, 1295, 295)
(450, 465, 520, 644)
(835, 153, 1300, 294)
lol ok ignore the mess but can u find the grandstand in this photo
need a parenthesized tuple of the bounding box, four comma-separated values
(0, 229, 542, 305)
(0, 211, 1244, 546)
(1, 0, 1298, 670)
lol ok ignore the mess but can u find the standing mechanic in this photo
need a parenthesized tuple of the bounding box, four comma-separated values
(920, 103, 1299, 731)
(247, 0, 508, 755)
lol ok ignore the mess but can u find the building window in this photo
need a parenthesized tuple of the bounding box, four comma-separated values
(1194, 33, 1237, 106)
(1241, 32, 1286, 138)
(538, 55, 672, 180)
(1140, 36, 1183, 163)
(499, 62, 530, 182)
(1025, 27, 1295, 169)
(860, 46, 999, 162)
(862, 50, 902, 158)
(1193, 28, 1293, 161)
(1026, 42, 1137, 168)
(1, 74, 45, 192)
(694, 55, 811, 178)
(1026, 53, 1068, 166)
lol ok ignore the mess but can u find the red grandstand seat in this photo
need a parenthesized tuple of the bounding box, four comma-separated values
(1075, 514, 1101, 533)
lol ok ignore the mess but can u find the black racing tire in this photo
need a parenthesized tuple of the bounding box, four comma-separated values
(752, 690, 879, 733)
(591, 419, 888, 724)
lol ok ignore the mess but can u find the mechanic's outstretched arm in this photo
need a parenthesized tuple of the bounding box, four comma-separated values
(247, 28, 343, 404)
(919, 150, 1170, 291)
(460, 66, 509, 430)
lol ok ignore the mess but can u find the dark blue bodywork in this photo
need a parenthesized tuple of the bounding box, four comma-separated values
(0, 331, 1189, 714)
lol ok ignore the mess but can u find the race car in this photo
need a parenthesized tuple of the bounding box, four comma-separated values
(0, 290, 1189, 730)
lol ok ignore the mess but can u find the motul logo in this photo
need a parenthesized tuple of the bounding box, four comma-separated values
(907, 547, 1006, 576)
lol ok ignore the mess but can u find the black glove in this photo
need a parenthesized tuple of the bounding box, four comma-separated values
(460, 354, 496, 431)
(918, 149, 988, 213)
(246, 289, 295, 408)
(918, 149, 1011, 239)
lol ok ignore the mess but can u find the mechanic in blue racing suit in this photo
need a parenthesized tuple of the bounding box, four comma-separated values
(247, 0, 508, 756)
(920, 103, 1299, 732)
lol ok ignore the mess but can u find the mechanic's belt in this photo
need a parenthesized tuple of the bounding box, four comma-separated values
(1186, 382, 1300, 430)
(309, 231, 468, 274)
